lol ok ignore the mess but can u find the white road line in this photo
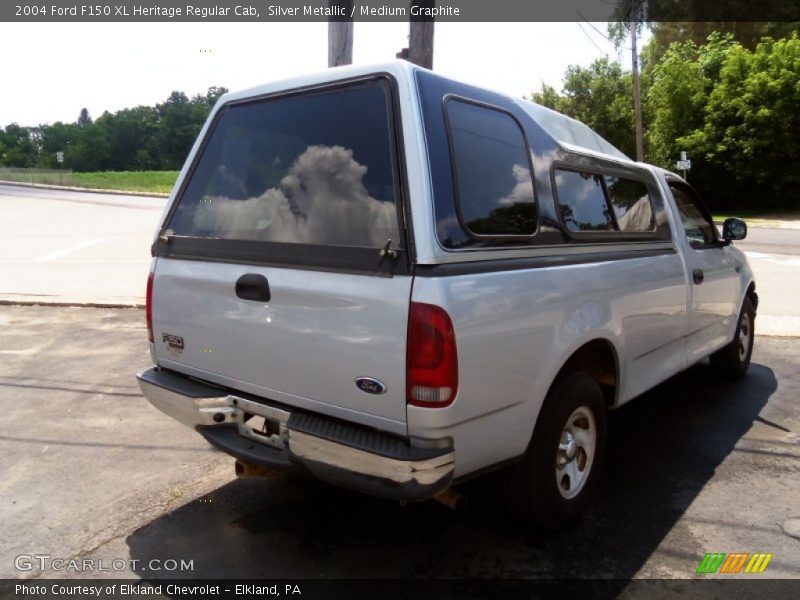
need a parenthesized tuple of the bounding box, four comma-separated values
(34, 239, 107, 262)
(745, 250, 800, 267)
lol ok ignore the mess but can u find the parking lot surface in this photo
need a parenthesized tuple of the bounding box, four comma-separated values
(1, 306, 798, 582)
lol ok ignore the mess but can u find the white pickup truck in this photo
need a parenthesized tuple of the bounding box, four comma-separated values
(137, 61, 756, 529)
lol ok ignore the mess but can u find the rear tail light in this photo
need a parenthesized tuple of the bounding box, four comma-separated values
(407, 302, 458, 408)
(146, 272, 154, 343)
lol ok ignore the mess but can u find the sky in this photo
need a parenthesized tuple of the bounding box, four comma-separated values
(0, 22, 647, 127)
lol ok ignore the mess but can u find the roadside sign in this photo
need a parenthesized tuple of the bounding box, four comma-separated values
(56, 151, 64, 163)
(680, 151, 687, 161)
(677, 159, 691, 171)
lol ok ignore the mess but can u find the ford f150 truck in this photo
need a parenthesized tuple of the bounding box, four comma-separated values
(137, 61, 756, 528)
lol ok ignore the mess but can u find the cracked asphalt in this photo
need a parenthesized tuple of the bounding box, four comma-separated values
(1, 305, 799, 583)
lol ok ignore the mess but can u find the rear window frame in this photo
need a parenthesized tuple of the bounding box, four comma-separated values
(551, 161, 666, 243)
(153, 74, 412, 277)
(443, 94, 539, 243)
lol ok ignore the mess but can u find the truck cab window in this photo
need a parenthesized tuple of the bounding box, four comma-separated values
(669, 182, 716, 248)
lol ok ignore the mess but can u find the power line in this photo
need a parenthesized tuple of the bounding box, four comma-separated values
(575, 21, 610, 56)
(575, 11, 634, 51)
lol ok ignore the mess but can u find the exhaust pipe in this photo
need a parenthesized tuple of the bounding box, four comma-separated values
(235, 460, 278, 479)
(434, 488, 468, 512)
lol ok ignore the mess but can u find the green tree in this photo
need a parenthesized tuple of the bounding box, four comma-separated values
(77, 108, 92, 127)
(97, 106, 159, 170)
(531, 58, 636, 158)
(650, 22, 798, 53)
(1, 85, 225, 172)
(68, 119, 112, 171)
(644, 32, 800, 209)
(701, 34, 800, 207)
(37, 121, 79, 168)
(530, 84, 562, 111)
(155, 91, 210, 170)
(0, 124, 39, 167)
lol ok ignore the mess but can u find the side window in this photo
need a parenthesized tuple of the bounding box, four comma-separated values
(555, 168, 657, 234)
(669, 183, 716, 248)
(554, 170, 613, 232)
(605, 176, 655, 232)
(446, 99, 536, 237)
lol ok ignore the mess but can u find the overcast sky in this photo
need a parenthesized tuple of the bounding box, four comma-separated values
(0, 22, 646, 127)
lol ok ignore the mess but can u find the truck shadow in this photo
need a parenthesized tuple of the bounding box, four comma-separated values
(126, 361, 777, 580)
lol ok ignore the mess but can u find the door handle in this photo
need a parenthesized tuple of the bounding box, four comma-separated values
(692, 268, 704, 285)
(235, 274, 271, 302)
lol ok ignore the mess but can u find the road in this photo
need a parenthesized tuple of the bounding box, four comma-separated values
(1, 182, 798, 334)
(737, 227, 800, 256)
(1, 305, 798, 583)
(0, 184, 165, 305)
(735, 230, 800, 336)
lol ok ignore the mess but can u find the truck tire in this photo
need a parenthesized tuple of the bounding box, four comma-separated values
(502, 371, 606, 529)
(710, 296, 755, 380)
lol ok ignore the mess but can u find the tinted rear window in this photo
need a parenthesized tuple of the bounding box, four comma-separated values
(166, 80, 400, 249)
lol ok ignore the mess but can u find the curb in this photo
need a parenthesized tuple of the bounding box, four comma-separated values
(0, 300, 144, 309)
(0, 179, 170, 199)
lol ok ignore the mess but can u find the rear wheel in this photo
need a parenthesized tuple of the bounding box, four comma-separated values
(502, 372, 607, 529)
(710, 297, 755, 380)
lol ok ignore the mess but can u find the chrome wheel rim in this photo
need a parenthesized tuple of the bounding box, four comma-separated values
(556, 406, 596, 499)
(738, 313, 751, 363)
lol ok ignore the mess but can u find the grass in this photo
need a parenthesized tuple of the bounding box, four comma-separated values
(0, 168, 178, 194)
(714, 208, 800, 221)
(712, 209, 800, 224)
(71, 171, 179, 194)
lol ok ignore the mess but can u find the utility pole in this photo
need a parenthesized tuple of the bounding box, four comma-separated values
(404, 0, 434, 69)
(630, 2, 644, 162)
(328, 0, 353, 67)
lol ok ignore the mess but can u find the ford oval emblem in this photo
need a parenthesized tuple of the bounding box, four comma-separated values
(354, 377, 387, 395)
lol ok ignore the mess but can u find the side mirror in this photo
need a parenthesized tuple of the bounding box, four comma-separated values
(722, 217, 747, 242)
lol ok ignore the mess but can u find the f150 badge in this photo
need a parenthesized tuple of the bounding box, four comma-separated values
(162, 333, 184, 356)
(354, 377, 387, 395)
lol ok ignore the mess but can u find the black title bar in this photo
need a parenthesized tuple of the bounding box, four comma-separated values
(4, 0, 800, 23)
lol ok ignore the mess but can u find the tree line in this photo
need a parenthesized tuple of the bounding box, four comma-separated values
(2, 26, 799, 210)
(0, 87, 227, 172)
(532, 27, 800, 210)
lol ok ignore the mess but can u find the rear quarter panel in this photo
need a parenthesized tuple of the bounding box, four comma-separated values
(409, 252, 687, 478)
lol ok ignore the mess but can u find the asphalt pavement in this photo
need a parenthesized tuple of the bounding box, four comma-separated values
(737, 227, 800, 256)
(0, 183, 165, 305)
(1, 305, 798, 582)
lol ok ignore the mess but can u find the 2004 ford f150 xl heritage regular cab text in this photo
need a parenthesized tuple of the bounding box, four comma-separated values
(137, 61, 757, 528)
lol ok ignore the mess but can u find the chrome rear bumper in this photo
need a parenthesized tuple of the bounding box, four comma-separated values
(137, 367, 454, 501)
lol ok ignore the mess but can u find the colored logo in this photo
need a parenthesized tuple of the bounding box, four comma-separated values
(696, 552, 773, 574)
(354, 377, 387, 395)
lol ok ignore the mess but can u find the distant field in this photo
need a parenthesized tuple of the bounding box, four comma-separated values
(713, 209, 800, 227)
(72, 171, 179, 194)
(0, 169, 178, 194)
(713, 209, 800, 220)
